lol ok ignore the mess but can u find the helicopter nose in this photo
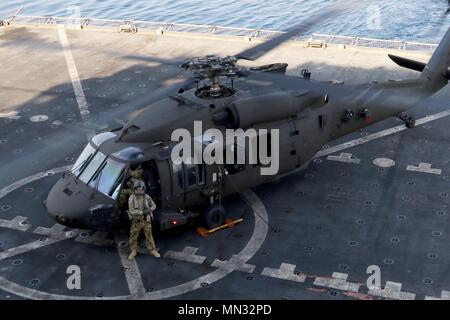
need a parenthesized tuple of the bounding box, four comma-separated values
(45, 175, 90, 229)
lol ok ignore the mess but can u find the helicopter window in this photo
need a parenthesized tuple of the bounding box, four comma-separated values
(185, 160, 205, 187)
(79, 151, 107, 184)
(225, 143, 246, 174)
(172, 162, 184, 189)
(187, 164, 197, 186)
(198, 164, 205, 185)
(88, 157, 127, 198)
(111, 181, 122, 200)
(112, 146, 144, 161)
(71, 143, 96, 177)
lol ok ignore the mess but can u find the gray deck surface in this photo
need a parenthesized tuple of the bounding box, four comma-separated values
(0, 24, 449, 300)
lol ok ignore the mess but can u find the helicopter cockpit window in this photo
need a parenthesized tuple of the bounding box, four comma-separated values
(112, 147, 144, 161)
(186, 162, 206, 187)
(71, 143, 96, 177)
(78, 151, 107, 184)
(88, 157, 127, 198)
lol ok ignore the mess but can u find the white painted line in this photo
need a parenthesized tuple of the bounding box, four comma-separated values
(313, 272, 360, 293)
(406, 162, 442, 175)
(211, 254, 256, 273)
(261, 263, 306, 283)
(315, 109, 450, 159)
(0, 216, 30, 232)
(425, 290, 450, 300)
(32, 223, 77, 240)
(0, 225, 79, 261)
(114, 231, 146, 298)
(0, 174, 268, 299)
(0, 166, 129, 300)
(373, 158, 396, 168)
(57, 25, 90, 120)
(164, 246, 207, 264)
(0, 276, 128, 300)
(75, 231, 114, 246)
(368, 281, 416, 300)
(0, 166, 71, 199)
(326, 153, 360, 164)
(0, 238, 62, 261)
(0, 111, 21, 120)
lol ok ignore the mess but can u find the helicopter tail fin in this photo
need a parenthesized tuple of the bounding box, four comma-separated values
(420, 27, 450, 84)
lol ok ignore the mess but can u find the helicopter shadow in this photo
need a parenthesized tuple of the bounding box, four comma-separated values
(0, 62, 185, 187)
(0, 26, 68, 51)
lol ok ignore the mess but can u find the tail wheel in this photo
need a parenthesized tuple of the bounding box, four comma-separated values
(405, 117, 416, 128)
(202, 204, 225, 229)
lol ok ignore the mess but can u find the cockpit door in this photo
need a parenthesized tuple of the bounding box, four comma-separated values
(154, 159, 180, 209)
(183, 162, 206, 206)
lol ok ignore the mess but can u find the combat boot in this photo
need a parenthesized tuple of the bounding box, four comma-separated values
(128, 250, 137, 260)
(149, 249, 160, 258)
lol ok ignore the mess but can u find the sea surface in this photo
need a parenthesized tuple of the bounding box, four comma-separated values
(0, 0, 449, 42)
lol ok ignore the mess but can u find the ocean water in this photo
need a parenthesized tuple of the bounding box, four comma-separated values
(0, 0, 449, 42)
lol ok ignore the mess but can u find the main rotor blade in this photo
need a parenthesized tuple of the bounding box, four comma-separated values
(235, 0, 364, 61)
(121, 54, 183, 66)
(83, 77, 196, 130)
(13, 76, 196, 171)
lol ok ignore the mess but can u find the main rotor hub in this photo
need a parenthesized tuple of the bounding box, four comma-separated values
(181, 55, 238, 99)
(180, 55, 239, 79)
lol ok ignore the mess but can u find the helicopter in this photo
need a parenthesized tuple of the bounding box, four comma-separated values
(44, 1, 450, 232)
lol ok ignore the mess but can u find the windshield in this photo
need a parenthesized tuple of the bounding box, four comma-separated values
(112, 146, 144, 161)
(89, 157, 127, 198)
(79, 151, 107, 184)
(71, 143, 96, 177)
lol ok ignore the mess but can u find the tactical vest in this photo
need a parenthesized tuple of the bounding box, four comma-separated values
(129, 194, 150, 216)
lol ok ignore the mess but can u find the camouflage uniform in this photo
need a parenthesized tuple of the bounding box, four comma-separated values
(128, 188, 159, 259)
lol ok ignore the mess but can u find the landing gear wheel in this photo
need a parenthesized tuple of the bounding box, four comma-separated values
(405, 117, 416, 129)
(202, 204, 225, 229)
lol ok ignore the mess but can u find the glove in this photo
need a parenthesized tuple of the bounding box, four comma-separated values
(143, 208, 151, 216)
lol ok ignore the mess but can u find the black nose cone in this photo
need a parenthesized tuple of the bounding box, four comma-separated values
(45, 175, 90, 228)
(46, 174, 117, 230)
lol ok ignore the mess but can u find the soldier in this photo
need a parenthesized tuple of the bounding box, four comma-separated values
(128, 180, 160, 260)
(119, 164, 144, 209)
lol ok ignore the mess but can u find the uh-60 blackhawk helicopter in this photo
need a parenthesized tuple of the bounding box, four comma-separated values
(45, 1, 450, 232)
